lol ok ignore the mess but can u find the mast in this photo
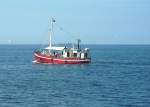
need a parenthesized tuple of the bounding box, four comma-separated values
(49, 18, 55, 47)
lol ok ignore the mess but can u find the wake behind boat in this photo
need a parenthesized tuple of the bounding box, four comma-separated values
(33, 18, 91, 64)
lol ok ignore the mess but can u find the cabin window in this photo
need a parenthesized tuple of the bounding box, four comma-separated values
(85, 53, 87, 58)
(74, 53, 77, 57)
(67, 52, 70, 57)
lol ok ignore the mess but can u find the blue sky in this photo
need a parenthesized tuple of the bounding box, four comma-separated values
(0, 0, 150, 44)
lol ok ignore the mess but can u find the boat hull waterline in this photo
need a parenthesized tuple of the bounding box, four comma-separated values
(34, 53, 91, 64)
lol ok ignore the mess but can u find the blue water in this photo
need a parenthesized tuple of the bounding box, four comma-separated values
(0, 45, 150, 107)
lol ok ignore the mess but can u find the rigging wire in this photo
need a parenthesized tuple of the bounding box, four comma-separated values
(55, 23, 77, 39)
(54, 22, 79, 47)
(39, 20, 81, 48)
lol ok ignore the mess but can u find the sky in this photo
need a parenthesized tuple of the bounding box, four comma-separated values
(0, 0, 150, 44)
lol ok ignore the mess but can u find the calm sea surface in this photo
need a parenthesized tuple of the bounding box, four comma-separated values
(0, 45, 150, 107)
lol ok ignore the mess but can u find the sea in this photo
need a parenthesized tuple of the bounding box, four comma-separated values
(0, 45, 150, 107)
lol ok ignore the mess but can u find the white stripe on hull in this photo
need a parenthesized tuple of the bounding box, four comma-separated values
(34, 53, 52, 60)
(34, 53, 90, 62)
(53, 58, 90, 62)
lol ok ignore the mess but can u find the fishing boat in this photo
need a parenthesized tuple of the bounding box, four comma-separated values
(33, 18, 91, 64)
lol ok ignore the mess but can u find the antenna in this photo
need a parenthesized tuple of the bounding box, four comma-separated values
(77, 39, 81, 49)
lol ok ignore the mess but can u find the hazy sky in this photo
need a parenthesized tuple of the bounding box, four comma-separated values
(0, 0, 150, 44)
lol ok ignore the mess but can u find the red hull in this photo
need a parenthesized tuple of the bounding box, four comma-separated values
(34, 53, 91, 64)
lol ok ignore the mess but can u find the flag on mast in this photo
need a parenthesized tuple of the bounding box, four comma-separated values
(52, 18, 56, 22)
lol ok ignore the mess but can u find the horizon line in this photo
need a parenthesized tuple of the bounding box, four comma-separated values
(0, 43, 150, 45)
